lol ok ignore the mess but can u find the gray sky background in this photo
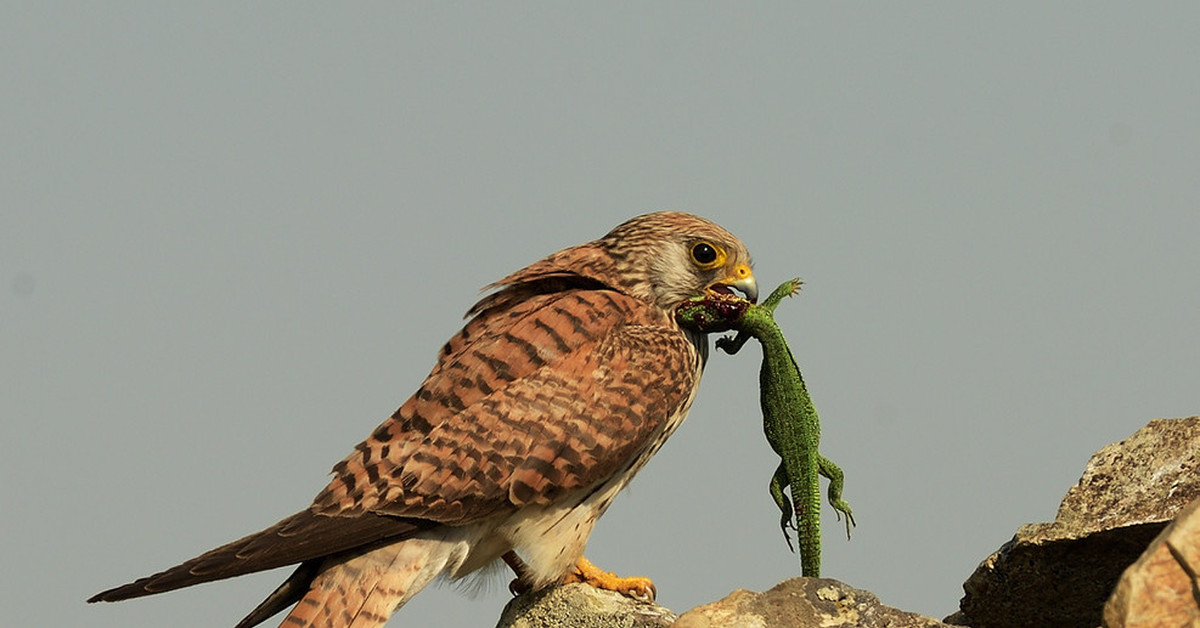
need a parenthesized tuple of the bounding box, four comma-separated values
(4, 5, 1198, 627)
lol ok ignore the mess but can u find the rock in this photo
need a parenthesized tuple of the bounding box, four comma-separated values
(674, 578, 954, 628)
(496, 579, 954, 628)
(1103, 494, 1200, 627)
(1053, 417, 1200, 534)
(494, 583, 677, 628)
(950, 417, 1200, 628)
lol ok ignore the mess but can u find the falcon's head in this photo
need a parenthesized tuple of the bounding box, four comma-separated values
(600, 211, 757, 311)
(477, 211, 756, 318)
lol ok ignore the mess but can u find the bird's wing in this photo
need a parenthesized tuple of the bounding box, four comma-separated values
(311, 288, 703, 524)
(90, 288, 701, 603)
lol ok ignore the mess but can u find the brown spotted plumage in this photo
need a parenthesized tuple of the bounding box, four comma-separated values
(89, 211, 757, 627)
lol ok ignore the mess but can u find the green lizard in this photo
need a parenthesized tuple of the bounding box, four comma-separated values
(675, 278, 854, 577)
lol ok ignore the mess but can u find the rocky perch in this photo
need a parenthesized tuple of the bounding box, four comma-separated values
(496, 417, 1200, 627)
(497, 579, 952, 628)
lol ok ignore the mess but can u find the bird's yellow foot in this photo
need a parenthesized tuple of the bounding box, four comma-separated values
(563, 556, 657, 602)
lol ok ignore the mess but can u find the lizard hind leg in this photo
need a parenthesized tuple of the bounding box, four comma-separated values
(818, 455, 856, 539)
(769, 464, 796, 552)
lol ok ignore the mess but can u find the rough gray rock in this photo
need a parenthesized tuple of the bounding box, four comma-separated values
(1053, 417, 1200, 534)
(673, 578, 954, 628)
(495, 583, 677, 628)
(1103, 494, 1200, 627)
(949, 416, 1200, 628)
(496, 579, 952, 628)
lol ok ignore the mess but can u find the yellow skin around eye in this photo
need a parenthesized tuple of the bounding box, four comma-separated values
(690, 241, 727, 270)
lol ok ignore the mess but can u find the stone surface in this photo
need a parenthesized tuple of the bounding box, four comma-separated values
(495, 583, 677, 628)
(1103, 495, 1200, 627)
(950, 417, 1200, 628)
(673, 578, 953, 628)
(1053, 417, 1200, 534)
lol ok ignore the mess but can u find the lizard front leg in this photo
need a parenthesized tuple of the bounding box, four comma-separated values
(714, 277, 799, 355)
(715, 331, 751, 355)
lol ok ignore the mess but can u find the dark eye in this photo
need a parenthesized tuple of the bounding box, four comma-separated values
(691, 242, 718, 265)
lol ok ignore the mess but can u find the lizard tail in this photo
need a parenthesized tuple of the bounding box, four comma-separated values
(792, 469, 822, 577)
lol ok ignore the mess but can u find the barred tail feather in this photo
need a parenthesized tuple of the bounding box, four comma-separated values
(279, 537, 456, 628)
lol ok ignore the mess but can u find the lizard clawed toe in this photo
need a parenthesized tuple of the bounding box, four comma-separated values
(836, 509, 857, 539)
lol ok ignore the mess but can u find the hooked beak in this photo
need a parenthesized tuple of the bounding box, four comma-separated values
(707, 263, 758, 303)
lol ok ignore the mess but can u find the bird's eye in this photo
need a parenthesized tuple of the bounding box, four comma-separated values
(690, 241, 725, 269)
(692, 243, 717, 264)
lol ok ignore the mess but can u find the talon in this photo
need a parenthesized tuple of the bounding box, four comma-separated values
(508, 577, 531, 596)
(564, 556, 657, 602)
(503, 550, 536, 596)
(636, 581, 657, 602)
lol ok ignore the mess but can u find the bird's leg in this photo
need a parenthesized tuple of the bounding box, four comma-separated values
(502, 551, 535, 596)
(563, 556, 657, 602)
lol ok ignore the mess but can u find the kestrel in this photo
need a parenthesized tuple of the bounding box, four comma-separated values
(90, 211, 758, 627)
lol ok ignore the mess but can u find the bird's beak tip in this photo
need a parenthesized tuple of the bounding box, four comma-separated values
(738, 277, 759, 304)
(708, 274, 758, 304)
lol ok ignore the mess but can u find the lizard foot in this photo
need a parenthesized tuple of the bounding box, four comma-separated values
(833, 503, 856, 540)
(563, 556, 657, 602)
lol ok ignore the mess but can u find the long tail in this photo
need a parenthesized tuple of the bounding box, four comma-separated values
(275, 537, 456, 628)
(89, 510, 426, 603)
(89, 510, 439, 628)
